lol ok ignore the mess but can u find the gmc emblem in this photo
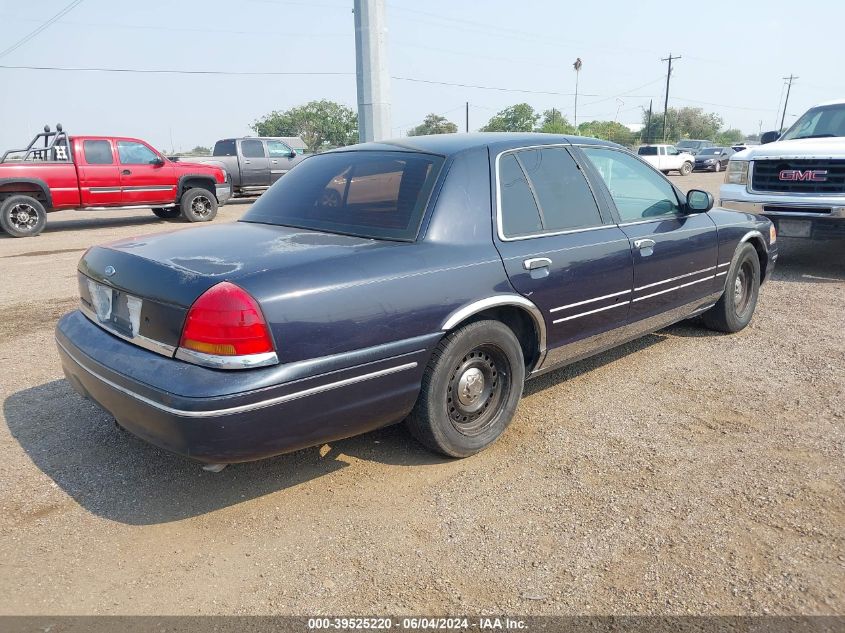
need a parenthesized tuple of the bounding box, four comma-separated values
(779, 169, 828, 182)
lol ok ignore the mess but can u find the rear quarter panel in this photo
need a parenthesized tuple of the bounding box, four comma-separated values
(0, 162, 80, 208)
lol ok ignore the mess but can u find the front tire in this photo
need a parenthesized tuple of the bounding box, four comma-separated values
(680, 161, 693, 176)
(0, 195, 47, 237)
(180, 188, 218, 222)
(714, 161, 722, 173)
(152, 207, 181, 219)
(406, 320, 525, 458)
(701, 243, 760, 333)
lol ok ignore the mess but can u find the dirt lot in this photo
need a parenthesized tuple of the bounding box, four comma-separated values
(1, 173, 843, 615)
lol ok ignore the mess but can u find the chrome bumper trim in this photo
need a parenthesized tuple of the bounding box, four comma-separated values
(79, 304, 176, 357)
(175, 346, 279, 370)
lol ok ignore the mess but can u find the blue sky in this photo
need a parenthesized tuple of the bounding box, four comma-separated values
(0, 0, 843, 152)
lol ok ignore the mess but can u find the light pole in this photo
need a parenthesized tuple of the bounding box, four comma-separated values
(573, 57, 582, 130)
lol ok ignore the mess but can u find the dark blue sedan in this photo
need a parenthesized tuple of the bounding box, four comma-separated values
(56, 133, 777, 463)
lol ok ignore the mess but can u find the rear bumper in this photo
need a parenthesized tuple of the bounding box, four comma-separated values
(56, 311, 432, 463)
(215, 183, 232, 206)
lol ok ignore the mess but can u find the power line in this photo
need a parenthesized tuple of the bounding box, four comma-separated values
(0, 64, 353, 76)
(0, 0, 85, 59)
(672, 96, 777, 113)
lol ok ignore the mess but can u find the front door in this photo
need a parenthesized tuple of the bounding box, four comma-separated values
(266, 140, 297, 184)
(492, 146, 634, 362)
(579, 146, 719, 323)
(238, 139, 270, 187)
(116, 140, 177, 206)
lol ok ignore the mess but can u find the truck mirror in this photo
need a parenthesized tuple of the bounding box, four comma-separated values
(760, 131, 780, 145)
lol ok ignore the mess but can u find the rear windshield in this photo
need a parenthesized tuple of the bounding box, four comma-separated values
(698, 148, 721, 155)
(241, 150, 444, 241)
(213, 140, 237, 156)
(676, 140, 702, 149)
(637, 146, 658, 155)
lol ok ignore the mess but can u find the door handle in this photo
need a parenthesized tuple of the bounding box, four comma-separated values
(634, 239, 656, 249)
(121, 169, 131, 176)
(523, 257, 552, 270)
(271, 160, 278, 164)
(243, 160, 251, 164)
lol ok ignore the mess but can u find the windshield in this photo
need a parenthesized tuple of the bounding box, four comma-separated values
(780, 104, 845, 140)
(241, 150, 444, 241)
(698, 148, 722, 155)
(637, 146, 658, 155)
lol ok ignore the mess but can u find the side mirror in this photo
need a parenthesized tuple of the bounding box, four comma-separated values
(150, 156, 165, 167)
(760, 131, 780, 145)
(686, 189, 714, 213)
(288, 150, 297, 158)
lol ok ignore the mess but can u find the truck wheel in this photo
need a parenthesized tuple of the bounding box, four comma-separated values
(152, 207, 181, 220)
(0, 195, 47, 237)
(180, 188, 218, 222)
(680, 161, 693, 176)
(701, 243, 760, 333)
(406, 320, 525, 458)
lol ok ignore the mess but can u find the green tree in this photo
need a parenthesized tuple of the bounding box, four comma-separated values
(187, 145, 210, 155)
(481, 103, 540, 132)
(641, 107, 723, 143)
(252, 100, 358, 152)
(408, 113, 458, 136)
(716, 128, 744, 145)
(577, 120, 636, 146)
(536, 108, 575, 134)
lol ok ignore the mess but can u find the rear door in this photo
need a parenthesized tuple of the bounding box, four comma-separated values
(75, 139, 121, 206)
(493, 145, 634, 362)
(580, 146, 719, 323)
(266, 140, 297, 184)
(116, 140, 177, 205)
(238, 139, 270, 186)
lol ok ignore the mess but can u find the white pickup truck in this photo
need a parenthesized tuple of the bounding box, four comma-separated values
(636, 144, 695, 176)
(720, 98, 845, 240)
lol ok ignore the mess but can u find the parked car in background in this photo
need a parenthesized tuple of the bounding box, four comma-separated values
(177, 137, 305, 198)
(0, 125, 230, 237)
(720, 98, 845, 240)
(694, 147, 734, 172)
(56, 133, 776, 465)
(637, 144, 694, 175)
(675, 139, 716, 155)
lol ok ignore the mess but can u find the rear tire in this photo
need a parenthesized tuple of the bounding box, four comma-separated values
(0, 195, 47, 237)
(152, 207, 181, 219)
(406, 320, 525, 458)
(701, 243, 760, 333)
(180, 188, 218, 222)
(680, 161, 693, 176)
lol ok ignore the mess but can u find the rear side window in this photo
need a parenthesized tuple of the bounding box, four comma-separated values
(83, 140, 113, 165)
(499, 147, 602, 237)
(241, 151, 444, 241)
(213, 140, 236, 156)
(499, 154, 543, 237)
(637, 146, 657, 156)
(241, 139, 266, 158)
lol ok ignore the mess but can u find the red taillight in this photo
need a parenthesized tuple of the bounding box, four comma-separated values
(179, 282, 274, 357)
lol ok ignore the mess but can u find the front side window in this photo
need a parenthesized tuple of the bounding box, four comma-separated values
(241, 151, 443, 241)
(117, 141, 158, 165)
(503, 147, 602, 234)
(266, 140, 293, 158)
(241, 139, 266, 158)
(83, 140, 113, 165)
(581, 147, 681, 222)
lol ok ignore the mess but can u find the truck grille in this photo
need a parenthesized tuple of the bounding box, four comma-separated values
(751, 159, 845, 194)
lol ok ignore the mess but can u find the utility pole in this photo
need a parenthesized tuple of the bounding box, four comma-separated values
(661, 53, 680, 142)
(466, 101, 469, 133)
(645, 99, 653, 144)
(780, 74, 797, 133)
(573, 58, 582, 130)
(354, 0, 391, 142)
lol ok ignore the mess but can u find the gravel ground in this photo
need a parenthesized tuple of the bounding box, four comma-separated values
(0, 173, 843, 615)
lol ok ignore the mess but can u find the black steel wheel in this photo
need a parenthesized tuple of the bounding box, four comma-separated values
(701, 242, 760, 333)
(0, 195, 47, 237)
(407, 320, 525, 457)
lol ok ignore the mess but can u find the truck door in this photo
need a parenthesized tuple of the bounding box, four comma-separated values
(238, 139, 271, 187)
(266, 140, 297, 184)
(116, 140, 177, 206)
(657, 146, 667, 171)
(76, 139, 121, 206)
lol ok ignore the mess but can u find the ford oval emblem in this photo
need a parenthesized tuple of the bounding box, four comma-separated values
(104, 266, 116, 277)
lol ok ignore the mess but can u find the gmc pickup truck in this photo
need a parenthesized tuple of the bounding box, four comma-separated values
(720, 98, 845, 240)
(175, 137, 305, 198)
(0, 125, 231, 237)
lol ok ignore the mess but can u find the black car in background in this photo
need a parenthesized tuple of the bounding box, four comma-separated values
(56, 133, 776, 464)
(694, 146, 735, 172)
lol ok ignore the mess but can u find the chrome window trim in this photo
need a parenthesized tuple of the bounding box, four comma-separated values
(552, 300, 630, 324)
(57, 337, 418, 419)
(175, 347, 279, 370)
(633, 275, 713, 302)
(494, 144, 609, 242)
(634, 265, 717, 292)
(79, 304, 176, 357)
(549, 289, 631, 313)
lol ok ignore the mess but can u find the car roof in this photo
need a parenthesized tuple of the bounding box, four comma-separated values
(814, 97, 845, 107)
(331, 132, 621, 156)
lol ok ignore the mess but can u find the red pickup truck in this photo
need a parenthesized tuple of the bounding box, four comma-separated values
(0, 125, 231, 237)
